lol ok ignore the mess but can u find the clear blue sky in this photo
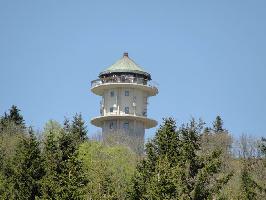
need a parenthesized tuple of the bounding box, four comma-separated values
(1, 1, 266, 139)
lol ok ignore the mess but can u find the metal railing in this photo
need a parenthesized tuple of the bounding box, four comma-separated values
(100, 111, 147, 117)
(91, 77, 158, 89)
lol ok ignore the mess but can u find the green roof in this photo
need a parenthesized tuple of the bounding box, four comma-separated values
(99, 53, 151, 79)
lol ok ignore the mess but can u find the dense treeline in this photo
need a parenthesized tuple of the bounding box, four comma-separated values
(0, 106, 265, 199)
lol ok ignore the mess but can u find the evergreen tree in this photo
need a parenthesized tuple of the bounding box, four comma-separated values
(71, 113, 87, 144)
(40, 129, 62, 199)
(239, 159, 266, 200)
(63, 117, 71, 132)
(12, 127, 44, 200)
(239, 161, 258, 200)
(41, 125, 87, 199)
(129, 118, 232, 200)
(0, 143, 16, 199)
(259, 137, 266, 157)
(0, 113, 9, 131)
(213, 115, 224, 133)
(0, 105, 25, 131)
(8, 105, 25, 127)
(0, 111, 26, 199)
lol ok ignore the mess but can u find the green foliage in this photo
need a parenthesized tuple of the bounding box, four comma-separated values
(79, 141, 137, 200)
(129, 118, 232, 200)
(0, 105, 25, 130)
(0, 108, 26, 199)
(213, 115, 224, 133)
(12, 128, 44, 200)
(43, 120, 62, 141)
(41, 125, 88, 199)
(1, 106, 266, 199)
(238, 159, 266, 200)
(70, 113, 88, 144)
(259, 137, 266, 157)
(201, 116, 232, 179)
(240, 161, 258, 200)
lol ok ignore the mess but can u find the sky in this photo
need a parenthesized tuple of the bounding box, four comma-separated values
(0, 0, 266, 139)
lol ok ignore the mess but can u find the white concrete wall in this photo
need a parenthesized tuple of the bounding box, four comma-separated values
(102, 119, 145, 139)
(99, 85, 151, 153)
(102, 87, 148, 117)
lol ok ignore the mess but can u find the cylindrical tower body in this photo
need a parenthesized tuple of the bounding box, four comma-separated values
(91, 53, 158, 153)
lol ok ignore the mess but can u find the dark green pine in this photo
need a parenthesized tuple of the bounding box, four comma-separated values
(71, 113, 88, 144)
(212, 115, 224, 133)
(12, 127, 44, 200)
(129, 118, 232, 200)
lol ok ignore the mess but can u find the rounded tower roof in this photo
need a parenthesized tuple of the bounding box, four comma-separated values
(99, 52, 151, 80)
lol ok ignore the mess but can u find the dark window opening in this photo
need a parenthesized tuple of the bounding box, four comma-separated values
(110, 91, 114, 97)
(125, 107, 129, 114)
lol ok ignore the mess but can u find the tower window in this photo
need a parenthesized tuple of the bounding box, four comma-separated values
(125, 107, 129, 114)
(109, 122, 114, 129)
(110, 107, 114, 112)
(110, 91, 114, 97)
(123, 122, 129, 129)
(125, 90, 129, 96)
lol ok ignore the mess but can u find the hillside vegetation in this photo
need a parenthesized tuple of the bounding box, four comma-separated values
(0, 106, 265, 199)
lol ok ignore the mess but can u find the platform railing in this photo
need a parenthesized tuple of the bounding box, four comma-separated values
(91, 77, 158, 89)
(100, 111, 148, 117)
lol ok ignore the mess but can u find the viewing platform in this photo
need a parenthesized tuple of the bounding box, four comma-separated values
(91, 76, 158, 96)
(91, 114, 157, 129)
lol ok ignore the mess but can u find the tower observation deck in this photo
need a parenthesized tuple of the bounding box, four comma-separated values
(91, 53, 158, 153)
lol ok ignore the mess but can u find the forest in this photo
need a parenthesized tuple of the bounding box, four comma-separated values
(0, 105, 265, 200)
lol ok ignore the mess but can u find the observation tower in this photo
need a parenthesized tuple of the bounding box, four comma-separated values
(91, 53, 158, 152)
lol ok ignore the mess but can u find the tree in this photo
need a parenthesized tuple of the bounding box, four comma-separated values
(12, 127, 44, 200)
(201, 116, 232, 173)
(70, 113, 87, 144)
(238, 158, 266, 200)
(213, 115, 224, 133)
(43, 120, 62, 138)
(259, 137, 266, 157)
(40, 128, 62, 199)
(41, 123, 87, 199)
(239, 161, 257, 200)
(0, 105, 25, 129)
(234, 136, 266, 200)
(0, 111, 26, 199)
(129, 118, 232, 200)
(79, 140, 137, 200)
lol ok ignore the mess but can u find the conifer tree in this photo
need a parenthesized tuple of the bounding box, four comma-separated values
(12, 127, 44, 199)
(63, 117, 71, 132)
(129, 118, 232, 199)
(41, 129, 62, 199)
(0, 144, 16, 199)
(260, 137, 266, 156)
(213, 115, 224, 133)
(0, 108, 27, 199)
(201, 116, 232, 173)
(71, 113, 87, 144)
(0, 105, 25, 132)
(239, 161, 258, 200)
(8, 105, 25, 127)
(41, 124, 87, 199)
